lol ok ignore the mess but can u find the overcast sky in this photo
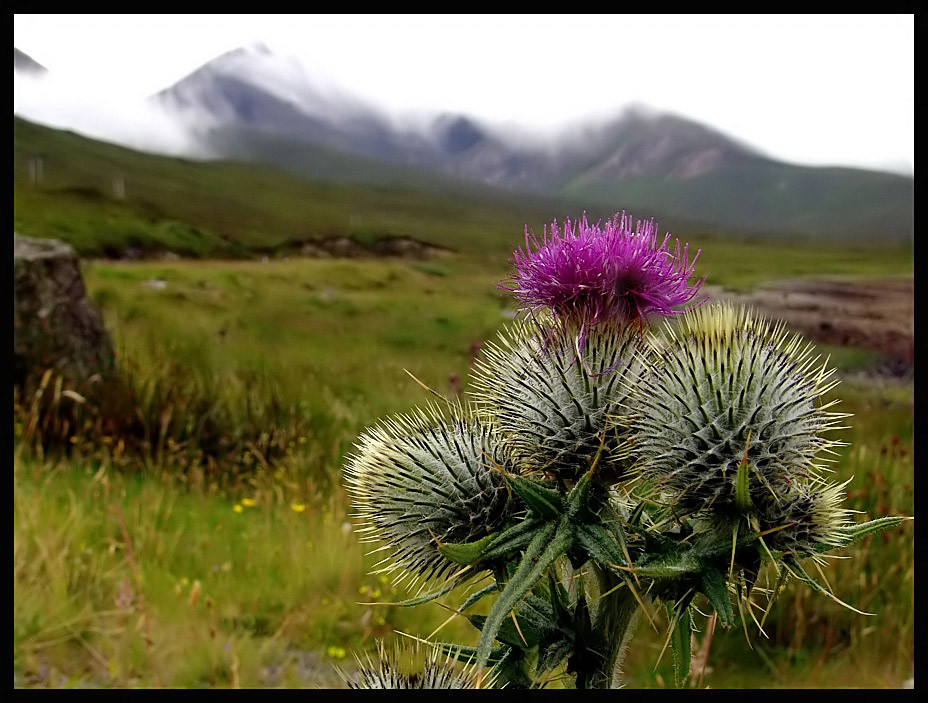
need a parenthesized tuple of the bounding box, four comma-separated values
(13, 13, 914, 174)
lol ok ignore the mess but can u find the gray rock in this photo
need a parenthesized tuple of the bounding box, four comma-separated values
(13, 234, 115, 393)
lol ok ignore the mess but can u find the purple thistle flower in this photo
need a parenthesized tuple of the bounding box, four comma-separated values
(503, 211, 705, 331)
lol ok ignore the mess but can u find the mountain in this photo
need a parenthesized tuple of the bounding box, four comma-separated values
(14, 48, 48, 75)
(12, 114, 596, 262)
(153, 43, 408, 161)
(149, 46, 912, 242)
(16, 43, 913, 242)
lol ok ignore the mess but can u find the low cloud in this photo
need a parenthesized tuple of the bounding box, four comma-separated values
(14, 71, 209, 159)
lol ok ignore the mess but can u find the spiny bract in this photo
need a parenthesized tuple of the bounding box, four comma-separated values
(344, 642, 489, 689)
(756, 478, 853, 557)
(630, 302, 848, 514)
(471, 316, 646, 485)
(344, 404, 515, 584)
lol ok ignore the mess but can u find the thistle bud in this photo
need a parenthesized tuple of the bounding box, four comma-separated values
(471, 316, 645, 485)
(344, 642, 488, 689)
(757, 479, 852, 556)
(631, 303, 848, 515)
(344, 405, 514, 583)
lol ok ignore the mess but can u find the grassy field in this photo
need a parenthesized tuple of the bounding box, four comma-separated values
(13, 117, 914, 688)
(14, 246, 914, 689)
(13, 115, 589, 266)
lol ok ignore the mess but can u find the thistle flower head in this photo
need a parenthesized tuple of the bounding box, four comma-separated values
(757, 478, 853, 557)
(344, 641, 490, 689)
(344, 404, 515, 585)
(631, 302, 849, 515)
(471, 315, 646, 485)
(503, 211, 704, 332)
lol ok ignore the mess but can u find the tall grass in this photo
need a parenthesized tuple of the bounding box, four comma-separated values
(13, 355, 326, 489)
(14, 457, 432, 688)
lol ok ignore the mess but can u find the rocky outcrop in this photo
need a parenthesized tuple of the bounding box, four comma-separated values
(291, 235, 453, 260)
(13, 234, 115, 393)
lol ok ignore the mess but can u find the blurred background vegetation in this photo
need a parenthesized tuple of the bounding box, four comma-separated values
(13, 117, 913, 688)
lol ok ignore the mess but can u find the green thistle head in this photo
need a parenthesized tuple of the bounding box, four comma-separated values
(344, 642, 489, 689)
(470, 316, 646, 485)
(630, 303, 848, 515)
(344, 404, 515, 584)
(757, 478, 853, 557)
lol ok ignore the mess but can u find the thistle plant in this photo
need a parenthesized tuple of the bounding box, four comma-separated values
(342, 212, 909, 689)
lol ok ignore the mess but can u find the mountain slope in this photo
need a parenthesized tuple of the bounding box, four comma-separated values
(153, 44, 411, 162)
(12, 115, 602, 261)
(14, 48, 48, 75)
(149, 46, 912, 242)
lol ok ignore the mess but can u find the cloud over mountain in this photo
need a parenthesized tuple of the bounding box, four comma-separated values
(14, 44, 914, 242)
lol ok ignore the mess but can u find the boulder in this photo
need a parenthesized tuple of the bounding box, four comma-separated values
(13, 234, 115, 394)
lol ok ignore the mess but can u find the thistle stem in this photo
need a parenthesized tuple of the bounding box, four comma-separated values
(587, 565, 642, 688)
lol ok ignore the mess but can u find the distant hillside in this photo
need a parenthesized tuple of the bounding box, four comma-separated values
(150, 46, 913, 243)
(11, 116, 602, 262)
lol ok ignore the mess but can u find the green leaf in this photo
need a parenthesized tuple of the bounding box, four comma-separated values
(481, 517, 545, 561)
(699, 567, 735, 627)
(491, 645, 533, 689)
(566, 471, 595, 522)
(504, 474, 564, 520)
(575, 522, 629, 573)
(459, 582, 500, 613)
(468, 612, 540, 649)
(390, 573, 469, 607)
(826, 515, 911, 550)
(436, 641, 511, 666)
(782, 556, 874, 616)
(545, 572, 572, 629)
(628, 499, 647, 527)
(437, 531, 499, 565)
(635, 551, 701, 581)
(436, 516, 549, 566)
(537, 637, 574, 673)
(475, 521, 571, 671)
(514, 590, 560, 638)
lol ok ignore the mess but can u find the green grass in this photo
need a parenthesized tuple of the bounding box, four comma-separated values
(690, 234, 914, 292)
(14, 250, 913, 689)
(13, 116, 914, 688)
(13, 457, 484, 688)
(13, 116, 589, 267)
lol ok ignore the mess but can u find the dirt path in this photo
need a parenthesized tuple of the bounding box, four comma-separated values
(701, 276, 914, 379)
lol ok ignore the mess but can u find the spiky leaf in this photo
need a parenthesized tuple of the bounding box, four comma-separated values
(667, 604, 692, 688)
(476, 521, 571, 671)
(504, 473, 563, 520)
(698, 567, 735, 627)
